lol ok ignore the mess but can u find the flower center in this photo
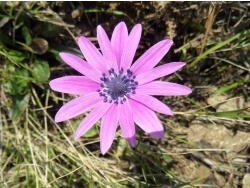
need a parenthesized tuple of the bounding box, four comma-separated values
(97, 68, 138, 104)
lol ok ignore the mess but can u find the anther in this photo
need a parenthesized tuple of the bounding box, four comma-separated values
(99, 68, 137, 104)
(119, 68, 123, 74)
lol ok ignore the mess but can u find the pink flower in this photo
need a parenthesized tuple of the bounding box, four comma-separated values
(49, 22, 192, 154)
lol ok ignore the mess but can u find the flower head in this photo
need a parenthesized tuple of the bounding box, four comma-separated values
(49, 22, 192, 154)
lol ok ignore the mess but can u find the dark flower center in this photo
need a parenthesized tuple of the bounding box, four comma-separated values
(97, 68, 138, 104)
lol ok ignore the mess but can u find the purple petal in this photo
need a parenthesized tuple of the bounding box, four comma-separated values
(59, 53, 101, 83)
(49, 76, 100, 95)
(136, 62, 186, 85)
(130, 94, 173, 115)
(118, 101, 136, 146)
(111, 22, 128, 68)
(97, 25, 118, 71)
(131, 39, 173, 75)
(55, 92, 102, 123)
(129, 99, 164, 138)
(74, 101, 112, 140)
(120, 24, 142, 71)
(78, 36, 108, 74)
(100, 104, 118, 154)
(136, 81, 192, 96)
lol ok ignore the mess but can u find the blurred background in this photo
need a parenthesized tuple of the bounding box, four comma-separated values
(0, 2, 250, 187)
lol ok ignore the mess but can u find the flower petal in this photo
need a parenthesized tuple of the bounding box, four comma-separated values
(97, 25, 118, 72)
(111, 22, 128, 69)
(130, 94, 173, 115)
(49, 76, 100, 95)
(78, 36, 108, 74)
(59, 52, 101, 83)
(100, 104, 118, 154)
(74, 101, 112, 140)
(55, 92, 102, 123)
(136, 62, 186, 85)
(131, 39, 173, 75)
(118, 101, 136, 146)
(129, 99, 164, 138)
(136, 81, 192, 96)
(120, 24, 142, 71)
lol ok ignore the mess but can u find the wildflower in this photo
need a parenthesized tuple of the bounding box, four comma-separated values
(49, 22, 192, 154)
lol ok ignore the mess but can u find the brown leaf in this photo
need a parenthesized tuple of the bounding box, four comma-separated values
(30, 38, 49, 54)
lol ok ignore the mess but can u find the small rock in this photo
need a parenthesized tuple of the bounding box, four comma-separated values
(242, 173, 250, 188)
(207, 94, 244, 112)
(187, 122, 250, 161)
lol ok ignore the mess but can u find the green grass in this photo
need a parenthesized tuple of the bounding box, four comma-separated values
(188, 29, 250, 68)
(1, 2, 250, 188)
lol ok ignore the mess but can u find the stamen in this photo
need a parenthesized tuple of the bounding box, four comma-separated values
(97, 68, 137, 104)
(103, 97, 107, 102)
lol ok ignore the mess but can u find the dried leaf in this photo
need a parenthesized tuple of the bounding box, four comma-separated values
(30, 38, 49, 54)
